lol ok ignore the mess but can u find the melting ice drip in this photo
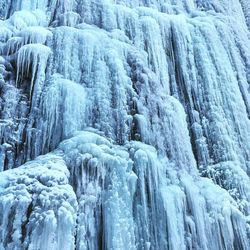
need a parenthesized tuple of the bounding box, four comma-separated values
(0, 0, 250, 249)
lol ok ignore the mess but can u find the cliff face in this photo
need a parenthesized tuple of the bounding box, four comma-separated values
(0, 1, 250, 249)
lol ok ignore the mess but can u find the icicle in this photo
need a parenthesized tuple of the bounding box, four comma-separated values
(0, 1, 250, 249)
(0, 23, 12, 43)
(59, 11, 80, 27)
(16, 44, 51, 98)
(40, 75, 86, 152)
(8, 10, 47, 30)
(59, 131, 136, 250)
(18, 26, 52, 44)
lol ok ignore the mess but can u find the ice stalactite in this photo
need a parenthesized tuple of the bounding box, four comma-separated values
(1, 131, 249, 249)
(0, 0, 250, 249)
(16, 44, 51, 99)
(39, 74, 86, 152)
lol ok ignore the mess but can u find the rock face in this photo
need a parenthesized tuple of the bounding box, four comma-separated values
(0, 0, 250, 249)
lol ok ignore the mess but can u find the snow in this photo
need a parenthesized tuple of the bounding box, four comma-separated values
(0, 0, 250, 249)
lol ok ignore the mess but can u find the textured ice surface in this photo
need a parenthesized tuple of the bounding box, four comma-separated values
(1, 131, 249, 249)
(0, 0, 250, 249)
(0, 153, 77, 250)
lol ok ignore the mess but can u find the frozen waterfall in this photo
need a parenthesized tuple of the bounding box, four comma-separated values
(0, 0, 250, 249)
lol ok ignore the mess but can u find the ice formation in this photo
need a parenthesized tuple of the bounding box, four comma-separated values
(0, 0, 250, 249)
